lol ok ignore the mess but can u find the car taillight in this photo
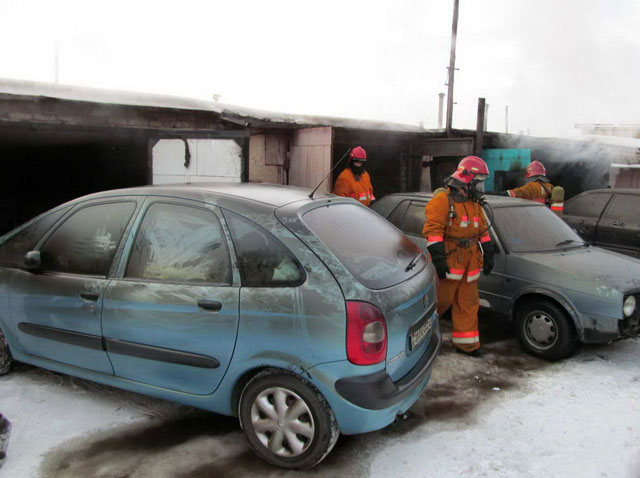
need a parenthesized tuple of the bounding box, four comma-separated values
(346, 301, 387, 365)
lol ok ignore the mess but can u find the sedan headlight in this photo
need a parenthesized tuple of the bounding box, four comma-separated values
(623, 295, 636, 317)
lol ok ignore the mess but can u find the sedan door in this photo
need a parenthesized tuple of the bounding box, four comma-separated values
(10, 200, 139, 374)
(595, 193, 640, 257)
(101, 200, 240, 395)
(563, 192, 612, 243)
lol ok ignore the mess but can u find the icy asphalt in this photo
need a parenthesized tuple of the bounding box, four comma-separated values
(1, 315, 639, 478)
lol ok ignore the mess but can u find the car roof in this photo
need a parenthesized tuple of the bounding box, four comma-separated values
(69, 182, 333, 208)
(574, 188, 640, 195)
(382, 191, 539, 208)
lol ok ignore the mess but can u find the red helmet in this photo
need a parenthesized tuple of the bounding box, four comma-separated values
(526, 160, 546, 178)
(450, 156, 490, 184)
(349, 146, 367, 162)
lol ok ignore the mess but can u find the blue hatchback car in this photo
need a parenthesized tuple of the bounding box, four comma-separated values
(0, 183, 440, 469)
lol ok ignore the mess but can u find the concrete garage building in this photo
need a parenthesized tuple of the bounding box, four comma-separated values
(0, 78, 480, 235)
(1, 78, 638, 236)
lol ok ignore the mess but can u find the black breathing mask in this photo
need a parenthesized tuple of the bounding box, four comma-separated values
(350, 162, 364, 176)
(469, 180, 487, 203)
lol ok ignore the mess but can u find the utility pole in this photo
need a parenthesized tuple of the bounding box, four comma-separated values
(445, 0, 460, 136)
(474, 98, 485, 156)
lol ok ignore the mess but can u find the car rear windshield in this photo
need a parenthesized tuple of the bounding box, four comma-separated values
(302, 203, 425, 290)
(494, 205, 586, 252)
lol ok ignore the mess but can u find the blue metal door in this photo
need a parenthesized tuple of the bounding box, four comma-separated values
(11, 271, 113, 373)
(10, 200, 139, 374)
(101, 200, 240, 395)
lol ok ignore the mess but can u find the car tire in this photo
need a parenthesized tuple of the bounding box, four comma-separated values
(238, 369, 339, 469)
(516, 300, 578, 360)
(0, 329, 12, 376)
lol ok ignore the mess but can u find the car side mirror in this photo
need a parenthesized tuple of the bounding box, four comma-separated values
(22, 251, 42, 273)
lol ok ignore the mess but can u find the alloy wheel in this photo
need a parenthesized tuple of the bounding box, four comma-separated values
(250, 386, 315, 457)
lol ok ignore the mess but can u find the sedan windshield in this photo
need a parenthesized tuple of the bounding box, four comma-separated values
(493, 205, 587, 253)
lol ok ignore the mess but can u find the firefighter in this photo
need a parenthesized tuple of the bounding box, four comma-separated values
(333, 146, 375, 207)
(491, 160, 553, 204)
(423, 156, 495, 357)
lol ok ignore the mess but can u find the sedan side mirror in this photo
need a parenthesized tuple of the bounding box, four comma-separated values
(22, 251, 42, 273)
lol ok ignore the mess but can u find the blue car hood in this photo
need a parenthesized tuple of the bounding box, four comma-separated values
(511, 246, 640, 298)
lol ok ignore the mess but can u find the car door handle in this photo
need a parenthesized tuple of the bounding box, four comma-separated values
(612, 220, 624, 226)
(80, 292, 99, 301)
(198, 300, 222, 312)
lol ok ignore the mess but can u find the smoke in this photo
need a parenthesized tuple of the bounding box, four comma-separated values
(496, 134, 640, 198)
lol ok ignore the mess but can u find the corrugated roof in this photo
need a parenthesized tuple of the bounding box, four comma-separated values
(0, 77, 428, 133)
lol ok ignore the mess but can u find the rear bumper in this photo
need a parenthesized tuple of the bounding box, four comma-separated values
(306, 318, 441, 435)
(335, 325, 442, 410)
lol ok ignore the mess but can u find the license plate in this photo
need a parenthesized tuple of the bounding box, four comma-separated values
(410, 318, 432, 350)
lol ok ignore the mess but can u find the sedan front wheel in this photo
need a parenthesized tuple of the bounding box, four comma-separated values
(516, 300, 577, 360)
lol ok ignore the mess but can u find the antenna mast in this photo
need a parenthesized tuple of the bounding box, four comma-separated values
(308, 148, 352, 199)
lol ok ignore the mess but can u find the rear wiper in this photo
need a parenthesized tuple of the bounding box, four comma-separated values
(554, 239, 589, 247)
(405, 253, 423, 272)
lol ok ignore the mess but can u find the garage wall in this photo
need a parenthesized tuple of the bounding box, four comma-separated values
(152, 139, 243, 184)
(248, 133, 285, 184)
(288, 127, 332, 192)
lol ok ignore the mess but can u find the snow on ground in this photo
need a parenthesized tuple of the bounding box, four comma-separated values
(372, 338, 640, 478)
(0, 315, 639, 478)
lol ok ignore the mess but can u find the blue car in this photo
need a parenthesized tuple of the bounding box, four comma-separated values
(0, 183, 440, 469)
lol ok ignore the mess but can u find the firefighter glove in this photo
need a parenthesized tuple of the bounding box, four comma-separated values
(427, 242, 449, 279)
(482, 242, 495, 276)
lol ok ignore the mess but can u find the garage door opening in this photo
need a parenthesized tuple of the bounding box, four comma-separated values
(0, 128, 149, 235)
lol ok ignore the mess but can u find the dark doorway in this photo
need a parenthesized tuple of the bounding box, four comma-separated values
(494, 170, 525, 191)
(0, 128, 149, 234)
(430, 157, 459, 190)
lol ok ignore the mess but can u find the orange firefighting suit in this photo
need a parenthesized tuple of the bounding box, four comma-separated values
(423, 189, 492, 352)
(333, 168, 375, 207)
(507, 180, 553, 204)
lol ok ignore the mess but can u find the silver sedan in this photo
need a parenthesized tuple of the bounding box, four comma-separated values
(373, 193, 640, 360)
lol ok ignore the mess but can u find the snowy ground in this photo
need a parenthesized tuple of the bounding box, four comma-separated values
(1, 315, 639, 478)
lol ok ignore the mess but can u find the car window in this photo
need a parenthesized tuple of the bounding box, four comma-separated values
(403, 202, 427, 236)
(126, 203, 232, 284)
(303, 203, 425, 290)
(493, 205, 585, 253)
(565, 193, 611, 218)
(0, 206, 71, 268)
(387, 200, 409, 230)
(41, 202, 136, 276)
(223, 210, 305, 287)
(601, 194, 640, 222)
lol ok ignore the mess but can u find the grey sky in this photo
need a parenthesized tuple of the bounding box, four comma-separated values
(1, 0, 638, 136)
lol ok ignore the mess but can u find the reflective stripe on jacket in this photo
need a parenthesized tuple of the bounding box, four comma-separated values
(422, 189, 491, 282)
(333, 169, 375, 207)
